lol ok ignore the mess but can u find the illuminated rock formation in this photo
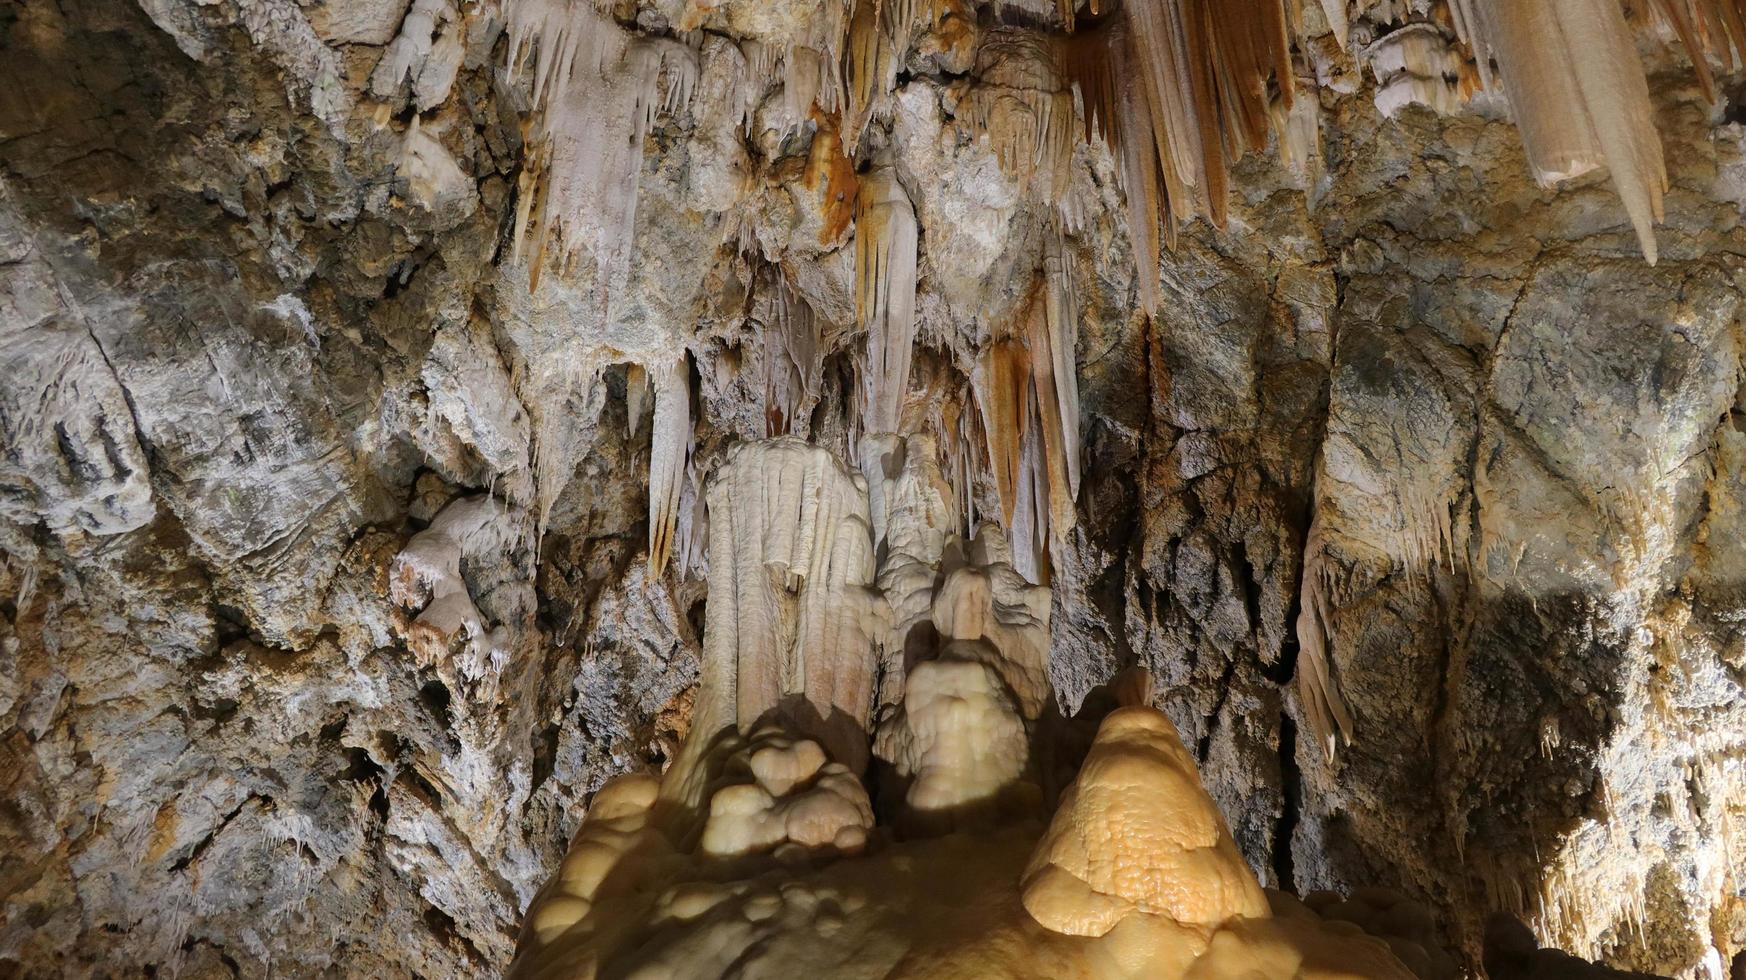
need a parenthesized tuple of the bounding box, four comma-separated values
(689, 438, 882, 773)
(509, 439, 1426, 979)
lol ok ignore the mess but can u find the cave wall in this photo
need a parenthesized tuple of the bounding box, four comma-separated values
(3, 0, 1746, 976)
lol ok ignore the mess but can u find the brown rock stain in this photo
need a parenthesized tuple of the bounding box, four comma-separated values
(804, 112, 858, 247)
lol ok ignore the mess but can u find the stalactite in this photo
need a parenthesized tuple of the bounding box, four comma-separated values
(1034, 236, 1082, 527)
(763, 277, 824, 438)
(646, 356, 692, 578)
(1270, 77, 1324, 189)
(1459, 0, 1668, 263)
(372, 0, 459, 105)
(624, 361, 649, 440)
(970, 262, 1082, 586)
(672, 456, 708, 581)
(934, 393, 984, 541)
(1295, 513, 1355, 762)
(1651, 0, 1746, 103)
(843, 0, 896, 152)
(962, 28, 1078, 202)
(504, 1, 699, 293)
(884, 0, 945, 64)
(976, 335, 1033, 532)
(1320, 0, 1351, 48)
(1114, 0, 1298, 233)
(1010, 389, 1052, 583)
(737, 2, 853, 137)
(1056, 14, 1166, 308)
(855, 165, 920, 435)
(1367, 22, 1480, 117)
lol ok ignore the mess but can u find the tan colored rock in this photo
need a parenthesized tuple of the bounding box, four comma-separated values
(689, 438, 882, 773)
(1023, 705, 1271, 937)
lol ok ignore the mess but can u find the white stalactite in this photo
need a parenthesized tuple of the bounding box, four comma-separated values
(855, 166, 919, 437)
(763, 278, 823, 438)
(647, 356, 692, 579)
(505, 0, 699, 293)
(1461, 0, 1668, 262)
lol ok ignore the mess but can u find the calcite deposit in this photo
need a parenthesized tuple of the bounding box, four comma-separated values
(511, 441, 1430, 978)
(7, 0, 1746, 977)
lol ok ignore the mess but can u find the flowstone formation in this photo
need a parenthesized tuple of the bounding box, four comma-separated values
(509, 439, 1446, 979)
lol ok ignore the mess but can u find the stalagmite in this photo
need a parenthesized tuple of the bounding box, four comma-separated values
(856, 166, 920, 436)
(927, 529, 1054, 720)
(37, 0, 1746, 972)
(872, 648, 1037, 834)
(698, 730, 874, 858)
(508, 773, 665, 977)
(859, 433, 961, 723)
(1021, 701, 1417, 979)
(1021, 705, 1272, 937)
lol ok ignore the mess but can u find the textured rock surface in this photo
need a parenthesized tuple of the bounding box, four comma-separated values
(4, 0, 1746, 977)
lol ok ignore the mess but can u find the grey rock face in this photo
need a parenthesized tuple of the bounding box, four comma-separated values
(3, 0, 1746, 977)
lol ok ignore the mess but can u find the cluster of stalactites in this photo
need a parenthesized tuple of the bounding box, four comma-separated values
(761, 276, 826, 439)
(497, 0, 1731, 605)
(974, 238, 1082, 583)
(502, 0, 1736, 323)
(1057, 0, 1303, 307)
(962, 27, 1084, 226)
(1424, 0, 1665, 263)
(505, 1, 700, 295)
(1338, 0, 1746, 264)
